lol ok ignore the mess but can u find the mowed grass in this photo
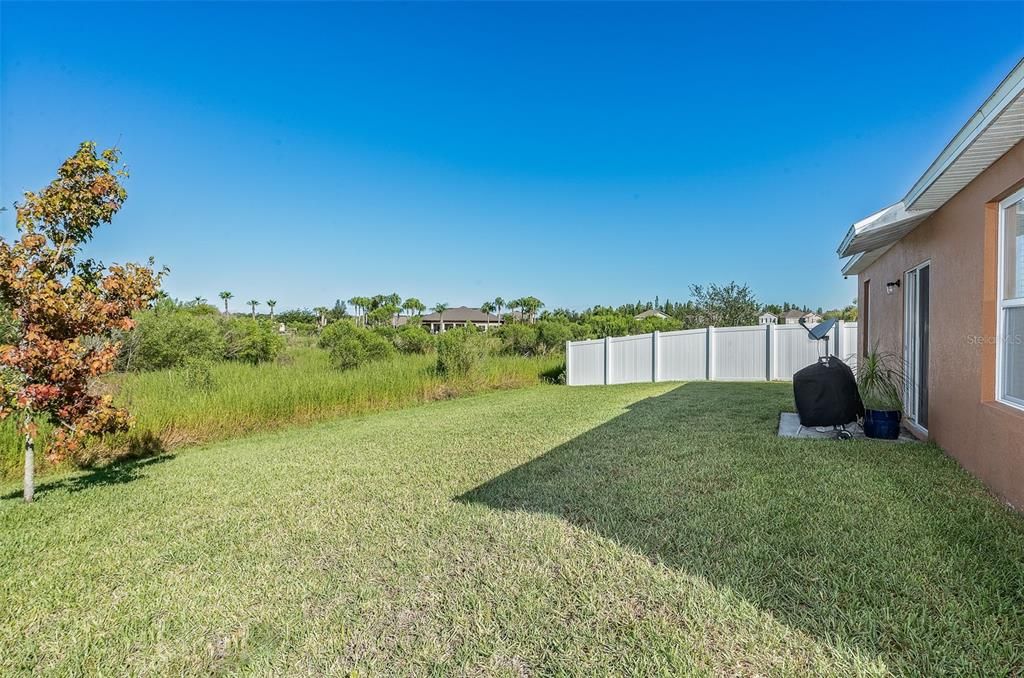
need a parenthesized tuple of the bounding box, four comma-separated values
(0, 343, 561, 478)
(2, 382, 1023, 675)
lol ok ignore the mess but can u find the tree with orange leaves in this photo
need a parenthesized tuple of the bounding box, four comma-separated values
(0, 142, 164, 501)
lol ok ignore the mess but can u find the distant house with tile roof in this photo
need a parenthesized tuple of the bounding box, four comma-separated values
(780, 309, 822, 325)
(420, 306, 501, 333)
(633, 309, 669, 320)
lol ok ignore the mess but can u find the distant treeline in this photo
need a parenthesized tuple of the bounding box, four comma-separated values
(260, 281, 857, 332)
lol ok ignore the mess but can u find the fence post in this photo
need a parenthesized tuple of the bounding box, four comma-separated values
(707, 326, 715, 381)
(565, 340, 572, 386)
(604, 335, 611, 385)
(835, 320, 844, 360)
(652, 331, 660, 383)
(766, 322, 773, 381)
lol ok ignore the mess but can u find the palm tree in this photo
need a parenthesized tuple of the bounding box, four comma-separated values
(384, 293, 401, 326)
(506, 297, 523, 322)
(481, 301, 496, 331)
(219, 291, 233, 314)
(403, 297, 425, 318)
(433, 303, 448, 333)
(523, 296, 544, 323)
(247, 299, 260, 319)
(349, 296, 370, 326)
(493, 296, 505, 323)
(358, 296, 372, 325)
(314, 306, 329, 329)
(192, 296, 206, 307)
(267, 299, 277, 320)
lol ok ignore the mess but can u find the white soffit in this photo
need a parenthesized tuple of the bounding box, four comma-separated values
(837, 201, 933, 258)
(841, 245, 893, 276)
(906, 61, 1024, 210)
(837, 58, 1024, 271)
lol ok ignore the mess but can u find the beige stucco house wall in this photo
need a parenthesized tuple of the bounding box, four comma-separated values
(839, 60, 1024, 509)
(855, 142, 1024, 508)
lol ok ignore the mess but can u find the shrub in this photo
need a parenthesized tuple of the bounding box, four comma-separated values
(632, 316, 683, 334)
(320, 321, 396, 370)
(361, 329, 397, 362)
(585, 312, 631, 339)
(318, 321, 355, 350)
(394, 325, 434, 354)
(372, 325, 399, 343)
(328, 335, 367, 371)
(121, 305, 285, 371)
(288, 321, 318, 336)
(536, 320, 573, 354)
(436, 326, 488, 376)
(127, 308, 225, 371)
(495, 322, 539, 356)
(221, 318, 285, 365)
(276, 309, 318, 325)
(185, 302, 221, 316)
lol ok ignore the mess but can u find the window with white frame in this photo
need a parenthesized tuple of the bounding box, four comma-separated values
(998, 188, 1024, 407)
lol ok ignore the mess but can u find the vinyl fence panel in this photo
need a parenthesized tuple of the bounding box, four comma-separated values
(567, 322, 857, 386)
(773, 324, 845, 380)
(657, 329, 709, 381)
(713, 325, 768, 381)
(565, 339, 606, 386)
(609, 333, 654, 384)
(839, 322, 859, 372)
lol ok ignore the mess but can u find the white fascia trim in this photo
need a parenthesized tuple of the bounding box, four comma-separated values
(837, 205, 890, 256)
(841, 243, 894, 276)
(904, 58, 1024, 209)
(841, 251, 866, 276)
(836, 201, 934, 258)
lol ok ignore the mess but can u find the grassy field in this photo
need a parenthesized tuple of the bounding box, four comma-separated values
(2, 382, 1022, 675)
(0, 342, 561, 478)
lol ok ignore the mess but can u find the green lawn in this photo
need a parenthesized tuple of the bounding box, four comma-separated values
(2, 382, 1022, 675)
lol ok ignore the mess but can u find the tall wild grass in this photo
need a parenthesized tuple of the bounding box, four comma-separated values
(0, 342, 562, 478)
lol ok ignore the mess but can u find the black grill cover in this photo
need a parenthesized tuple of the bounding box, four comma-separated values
(793, 356, 863, 427)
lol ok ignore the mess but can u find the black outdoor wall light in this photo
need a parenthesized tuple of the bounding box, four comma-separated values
(885, 280, 901, 295)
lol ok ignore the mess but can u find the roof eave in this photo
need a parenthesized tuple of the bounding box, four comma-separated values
(904, 59, 1024, 209)
(840, 243, 895, 276)
(836, 59, 1024, 274)
(837, 223, 857, 257)
(836, 202, 934, 258)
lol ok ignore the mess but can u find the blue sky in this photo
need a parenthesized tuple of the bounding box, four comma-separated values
(2, 2, 1021, 312)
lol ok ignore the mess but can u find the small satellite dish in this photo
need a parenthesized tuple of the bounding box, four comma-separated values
(806, 318, 837, 341)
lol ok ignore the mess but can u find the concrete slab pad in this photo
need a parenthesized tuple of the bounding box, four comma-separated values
(777, 412, 919, 443)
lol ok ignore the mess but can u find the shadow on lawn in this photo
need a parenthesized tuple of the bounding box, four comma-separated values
(459, 382, 1024, 673)
(2, 454, 172, 500)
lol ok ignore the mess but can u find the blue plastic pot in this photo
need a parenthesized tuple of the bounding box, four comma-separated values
(863, 409, 901, 440)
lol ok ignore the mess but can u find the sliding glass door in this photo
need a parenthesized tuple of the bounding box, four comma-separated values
(903, 263, 930, 429)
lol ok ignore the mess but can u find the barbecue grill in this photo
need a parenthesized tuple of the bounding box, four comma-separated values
(792, 318, 863, 440)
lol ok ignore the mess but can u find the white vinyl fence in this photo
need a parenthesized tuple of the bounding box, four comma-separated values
(566, 322, 857, 386)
